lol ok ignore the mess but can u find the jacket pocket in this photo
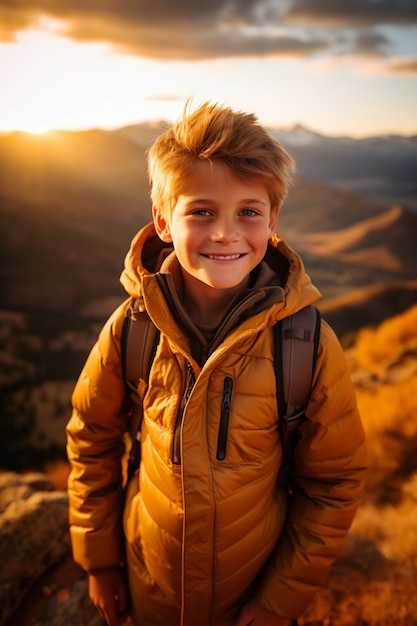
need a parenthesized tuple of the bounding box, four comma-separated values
(217, 376, 233, 461)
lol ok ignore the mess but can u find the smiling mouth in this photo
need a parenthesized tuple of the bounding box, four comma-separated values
(205, 253, 244, 260)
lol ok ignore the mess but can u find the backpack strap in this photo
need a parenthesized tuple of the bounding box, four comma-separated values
(121, 298, 159, 478)
(275, 305, 321, 490)
(122, 298, 159, 396)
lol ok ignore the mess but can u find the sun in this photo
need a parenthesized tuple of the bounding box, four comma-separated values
(0, 30, 117, 135)
(0, 120, 54, 135)
(1, 108, 57, 135)
(21, 120, 55, 135)
(27, 128, 51, 135)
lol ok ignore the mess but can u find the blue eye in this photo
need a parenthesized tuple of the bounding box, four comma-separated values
(192, 209, 211, 216)
(240, 208, 259, 216)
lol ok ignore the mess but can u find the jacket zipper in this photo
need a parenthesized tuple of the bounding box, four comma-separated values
(172, 361, 195, 465)
(216, 377, 233, 461)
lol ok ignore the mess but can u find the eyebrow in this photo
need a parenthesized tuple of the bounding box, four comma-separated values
(241, 198, 268, 206)
(185, 198, 268, 206)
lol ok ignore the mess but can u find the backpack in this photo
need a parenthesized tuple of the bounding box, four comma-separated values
(121, 298, 321, 490)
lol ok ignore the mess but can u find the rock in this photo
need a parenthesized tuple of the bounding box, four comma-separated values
(0, 472, 55, 514)
(5, 553, 89, 626)
(33, 579, 104, 626)
(0, 473, 70, 626)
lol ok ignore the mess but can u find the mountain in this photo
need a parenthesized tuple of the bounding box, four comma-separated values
(318, 280, 417, 342)
(270, 124, 417, 210)
(0, 129, 150, 311)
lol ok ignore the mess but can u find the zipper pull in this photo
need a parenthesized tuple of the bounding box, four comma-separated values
(185, 362, 195, 401)
(217, 377, 233, 461)
(221, 377, 233, 413)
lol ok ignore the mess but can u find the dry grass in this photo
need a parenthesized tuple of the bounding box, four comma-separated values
(354, 304, 417, 371)
(353, 304, 417, 506)
(356, 375, 417, 498)
(300, 304, 417, 624)
(350, 473, 417, 564)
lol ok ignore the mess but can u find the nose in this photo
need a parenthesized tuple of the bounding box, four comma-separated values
(211, 215, 239, 243)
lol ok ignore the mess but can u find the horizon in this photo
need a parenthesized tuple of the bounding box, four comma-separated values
(1, 118, 416, 141)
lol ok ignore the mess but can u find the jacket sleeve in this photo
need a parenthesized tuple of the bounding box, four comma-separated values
(256, 319, 367, 619)
(66, 298, 133, 572)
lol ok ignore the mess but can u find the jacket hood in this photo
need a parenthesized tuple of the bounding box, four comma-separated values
(120, 221, 321, 320)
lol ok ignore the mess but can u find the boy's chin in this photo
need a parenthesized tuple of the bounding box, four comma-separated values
(202, 278, 249, 292)
(183, 269, 250, 294)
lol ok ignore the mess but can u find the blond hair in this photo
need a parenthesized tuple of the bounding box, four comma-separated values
(147, 101, 295, 216)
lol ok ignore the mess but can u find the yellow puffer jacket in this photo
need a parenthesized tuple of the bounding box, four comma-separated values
(67, 222, 366, 625)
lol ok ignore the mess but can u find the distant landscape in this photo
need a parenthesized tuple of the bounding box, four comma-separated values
(0, 123, 416, 470)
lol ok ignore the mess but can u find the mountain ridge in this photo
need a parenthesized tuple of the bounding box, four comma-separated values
(1, 126, 416, 317)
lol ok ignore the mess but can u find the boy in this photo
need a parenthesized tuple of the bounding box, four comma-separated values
(66, 102, 367, 626)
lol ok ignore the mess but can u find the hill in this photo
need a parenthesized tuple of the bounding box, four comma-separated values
(318, 280, 417, 342)
(280, 179, 417, 301)
(271, 125, 417, 211)
(0, 129, 150, 312)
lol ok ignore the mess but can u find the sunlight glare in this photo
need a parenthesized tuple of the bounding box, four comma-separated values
(24, 123, 53, 136)
(0, 30, 118, 133)
(0, 29, 189, 133)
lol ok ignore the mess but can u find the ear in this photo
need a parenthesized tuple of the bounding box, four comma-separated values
(268, 205, 280, 236)
(153, 206, 172, 242)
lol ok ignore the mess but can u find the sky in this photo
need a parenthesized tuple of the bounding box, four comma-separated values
(0, 0, 416, 137)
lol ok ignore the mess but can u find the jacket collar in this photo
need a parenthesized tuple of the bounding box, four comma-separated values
(120, 222, 322, 362)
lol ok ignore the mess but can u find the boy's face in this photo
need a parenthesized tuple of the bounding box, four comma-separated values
(153, 159, 278, 300)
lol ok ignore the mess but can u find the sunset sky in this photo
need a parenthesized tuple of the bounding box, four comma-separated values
(0, 1, 416, 137)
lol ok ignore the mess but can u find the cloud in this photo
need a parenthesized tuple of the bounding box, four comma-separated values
(287, 0, 417, 27)
(0, 0, 415, 61)
(115, 29, 330, 61)
(353, 31, 392, 56)
(0, 1, 331, 60)
(0, 4, 37, 41)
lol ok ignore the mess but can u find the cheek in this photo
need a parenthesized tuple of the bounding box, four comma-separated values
(173, 225, 200, 250)
(251, 228, 271, 249)
(169, 225, 185, 248)
(173, 237, 194, 264)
